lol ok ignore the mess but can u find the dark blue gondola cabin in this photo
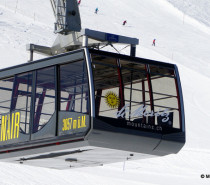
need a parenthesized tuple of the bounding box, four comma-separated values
(0, 48, 185, 167)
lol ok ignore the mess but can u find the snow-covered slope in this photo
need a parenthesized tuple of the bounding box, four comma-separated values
(0, 0, 210, 184)
(0, 1, 54, 66)
(167, 0, 210, 27)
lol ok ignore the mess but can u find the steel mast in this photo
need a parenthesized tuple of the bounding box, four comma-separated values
(27, 0, 139, 61)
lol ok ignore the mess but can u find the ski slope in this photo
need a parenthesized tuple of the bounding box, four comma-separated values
(0, 0, 210, 184)
(168, 0, 210, 27)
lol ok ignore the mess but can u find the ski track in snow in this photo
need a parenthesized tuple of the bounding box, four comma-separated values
(0, 0, 210, 185)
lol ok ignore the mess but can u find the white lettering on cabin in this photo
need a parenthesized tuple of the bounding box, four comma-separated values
(115, 104, 169, 122)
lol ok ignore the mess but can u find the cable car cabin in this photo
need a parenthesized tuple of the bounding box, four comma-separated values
(0, 48, 185, 168)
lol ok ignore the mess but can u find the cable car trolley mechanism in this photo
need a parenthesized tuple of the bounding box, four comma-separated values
(0, 0, 185, 169)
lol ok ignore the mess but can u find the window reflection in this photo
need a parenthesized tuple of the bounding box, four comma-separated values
(60, 61, 89, 114)
(92, 54, 181, 134)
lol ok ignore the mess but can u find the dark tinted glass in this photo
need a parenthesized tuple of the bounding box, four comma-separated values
(14, 73, 33, 134)
(0, 77, 14, 117)
(92, 53, 181, 134)
(0, 73, 32, 145)
(60, 61, 89, 114)
(32, 67, 55, 135)
(58, 60, 90, 137)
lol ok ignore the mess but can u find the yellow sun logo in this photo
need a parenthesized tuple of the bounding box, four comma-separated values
(105, 92, 120, 109)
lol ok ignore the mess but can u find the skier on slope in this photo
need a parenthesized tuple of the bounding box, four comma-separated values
(78, 0, 81, 5)
(95, 7, 99, 14)
(122, 20, 127, 25)
(152, 39, 156, 46)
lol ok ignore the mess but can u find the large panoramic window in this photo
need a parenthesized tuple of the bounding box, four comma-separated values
(149, 65, 180, 129)
(91, 53, 181, 134)
(0, 76, 14, 117)
(33, 67, 55, 132)
(14, 72, 33, 135)
(32, 67, 56, 139)
(58, 60, 90, 137)
(0, 50, 90, 149)
(0, 59, 90, 144)
(0, 73, 32, 144)
(60, 61, 89, 113)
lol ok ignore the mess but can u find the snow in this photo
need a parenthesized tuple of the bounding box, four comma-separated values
(0, 0, 210, 184)
(167, 0, 210, 27)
